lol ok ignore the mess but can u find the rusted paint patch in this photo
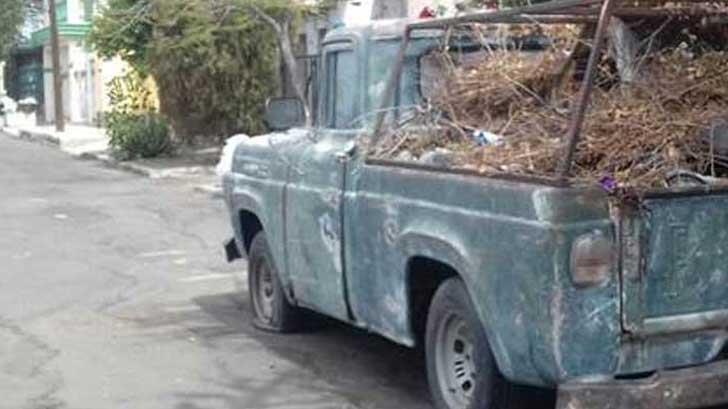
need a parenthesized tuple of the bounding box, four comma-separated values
(556, 359, 728, 409)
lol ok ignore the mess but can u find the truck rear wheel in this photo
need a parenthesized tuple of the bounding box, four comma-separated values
(248, 232, 299, 332)
(426, 278, 511, 409)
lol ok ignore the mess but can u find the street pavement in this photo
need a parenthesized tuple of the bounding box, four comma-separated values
(0, 134, 432, 409)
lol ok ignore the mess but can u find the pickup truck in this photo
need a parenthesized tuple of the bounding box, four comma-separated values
(221, 5, 728, 409)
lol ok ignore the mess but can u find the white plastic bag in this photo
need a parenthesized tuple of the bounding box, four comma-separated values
(216, 134, 250, 177)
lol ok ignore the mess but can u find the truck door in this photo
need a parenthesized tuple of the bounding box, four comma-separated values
(284, 40, 359, 321)
(620, 192, 728, 336)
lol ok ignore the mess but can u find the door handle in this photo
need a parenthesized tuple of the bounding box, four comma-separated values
(335, 151, 351, 163)
(335, 143, 357, 163)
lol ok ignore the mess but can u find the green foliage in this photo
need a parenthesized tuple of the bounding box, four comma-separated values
(106, 71, 171, 160)
(0, 1, 23, 57)
(107, 112, 171, 160)
(88, 0, 153, 75)
(0, 0, 39, 58)
(150, 0, 279, 138)
(90, 0, 336, 140)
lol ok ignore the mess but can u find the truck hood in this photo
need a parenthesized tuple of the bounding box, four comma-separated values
(216, 129, 311, 177)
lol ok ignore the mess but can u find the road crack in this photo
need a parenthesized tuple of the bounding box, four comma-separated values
(0, 316, 65, 409)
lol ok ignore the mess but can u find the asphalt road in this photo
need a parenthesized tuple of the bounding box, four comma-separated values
(0, 134, 433, 409)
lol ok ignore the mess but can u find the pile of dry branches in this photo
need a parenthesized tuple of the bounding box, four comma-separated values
(375, 22, 728, 189)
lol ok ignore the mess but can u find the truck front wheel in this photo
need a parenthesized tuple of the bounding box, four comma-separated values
(426, 278, 511, 409)
(248, 232, 299, 332)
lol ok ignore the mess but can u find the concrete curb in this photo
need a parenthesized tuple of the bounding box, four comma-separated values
(13, 128, 62, 147)
(2, 127, 21, 138)
(78, 151, 157, 178)
(192, 183, 224, 199)
(79, 151, 222, 189)
(88, 153, 224, 198)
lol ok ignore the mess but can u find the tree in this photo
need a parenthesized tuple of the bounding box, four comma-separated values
(90, 0, 337, 139)
(149, 0, 280, 138)
(90, 0, 285, 139)
(0, 0, 41, 58)
(242, 0, 338, 126)
(88, 0, 154, 75)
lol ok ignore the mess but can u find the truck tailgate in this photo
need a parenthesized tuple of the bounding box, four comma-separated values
(620, 192, 728, 335)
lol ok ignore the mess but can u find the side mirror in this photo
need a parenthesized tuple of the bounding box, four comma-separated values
(265, 97, 305, 131)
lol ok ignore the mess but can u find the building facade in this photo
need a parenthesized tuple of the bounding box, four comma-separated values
(288, 0, 460, 106)
(29, 0, 124, 125)
(303, 0, 462, 55)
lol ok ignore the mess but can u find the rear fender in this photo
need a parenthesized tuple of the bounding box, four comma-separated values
(395, 229, 515, 380)
(229, 191, 266, 257)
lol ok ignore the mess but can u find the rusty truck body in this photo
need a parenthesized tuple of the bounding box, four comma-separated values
(221, 2, 728, 408)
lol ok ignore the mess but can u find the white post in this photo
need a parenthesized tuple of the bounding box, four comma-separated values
(0, 61, 6, 96)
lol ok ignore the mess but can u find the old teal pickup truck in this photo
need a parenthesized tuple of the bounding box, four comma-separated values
(221, 2, 728, 409)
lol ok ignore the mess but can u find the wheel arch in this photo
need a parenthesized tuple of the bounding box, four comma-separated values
(399, 233, 515, 380)
(229, 191, 267, 257)
(239, 209, 263, 255)
(398, 231, 475, 341)
(406, 256, 459, 344)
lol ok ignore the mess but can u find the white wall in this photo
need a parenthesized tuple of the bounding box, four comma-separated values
(302, 0, 373, 55)
(41, 0, 87, 24)
(66, 0, 82, 23)
(341, 0, 463, 26)
(67, 42, 86, 122)
(370, 0, 462, 19)
(0, 62, 5, 96)
(43, 38, 125, 125)
(343, 0, 375, 25)
(407, 0, 461, 17)
(98, 56, 127, 117)
(43, 42, 67, 123)
(372, 0, 406, 19)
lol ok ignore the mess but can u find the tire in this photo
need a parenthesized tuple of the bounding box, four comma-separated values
(248, 232, 299, 332)
(426, 278, 512, 409)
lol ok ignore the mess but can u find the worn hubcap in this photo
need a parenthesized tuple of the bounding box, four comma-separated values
(436, 314, 477, 409)
(253, 263, 275, 322)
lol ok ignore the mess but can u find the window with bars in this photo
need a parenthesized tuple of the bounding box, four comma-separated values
(83, 0, 95, 21)
(56, 0, 68, 22)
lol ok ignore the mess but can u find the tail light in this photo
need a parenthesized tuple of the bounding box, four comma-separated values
(570, 231, 614, 288)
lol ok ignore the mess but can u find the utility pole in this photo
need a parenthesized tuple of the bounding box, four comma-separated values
(48, 0, 65, 132)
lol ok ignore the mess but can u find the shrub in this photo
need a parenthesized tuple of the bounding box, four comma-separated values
(90, 0, 339, 140)
(91, 0, 280, 140)
(106, 111, 172, 160)
(105, 70, 170, 160)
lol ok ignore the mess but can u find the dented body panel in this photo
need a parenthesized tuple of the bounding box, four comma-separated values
(222, 20, 728, 406)
(344, 160, 621, 385)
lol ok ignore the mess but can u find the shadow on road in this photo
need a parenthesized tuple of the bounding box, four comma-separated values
(170, 292, 555, 409)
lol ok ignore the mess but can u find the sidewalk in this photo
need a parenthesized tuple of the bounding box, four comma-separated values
(3, 124, 109, 156)
(1, 124, 222, 198)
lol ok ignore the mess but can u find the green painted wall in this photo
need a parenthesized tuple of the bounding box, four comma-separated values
(57, 0, 68, 22)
